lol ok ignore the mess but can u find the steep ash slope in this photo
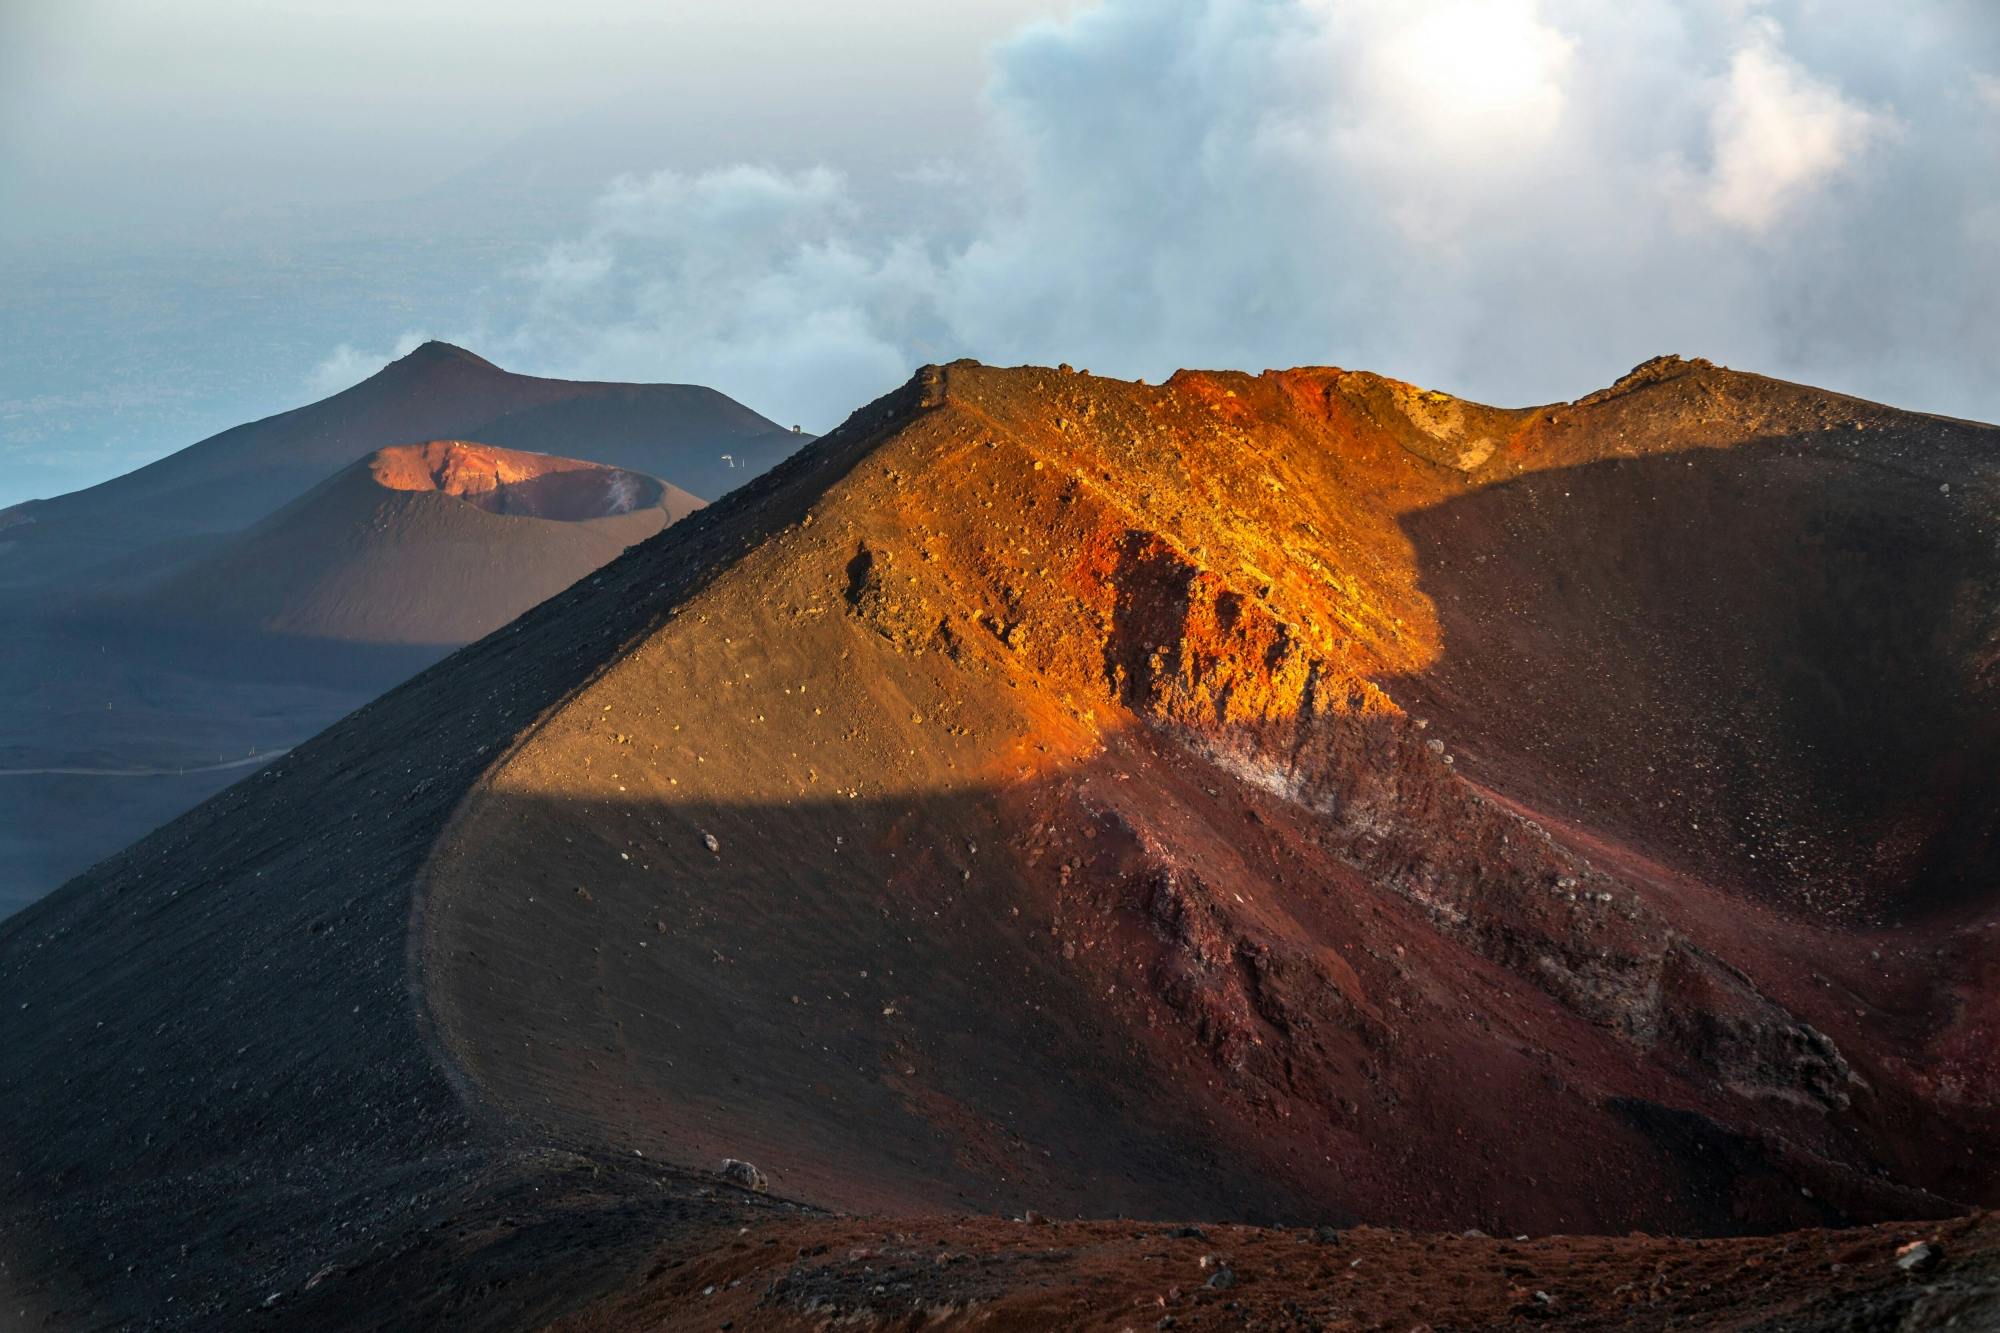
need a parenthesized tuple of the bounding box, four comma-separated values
(1396, 364, 2000, 922)
(3, 358, 1997, 1327)
(142, 441, 702, 646)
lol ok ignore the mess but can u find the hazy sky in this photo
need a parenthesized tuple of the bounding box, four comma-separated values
(3, 0, 1997, 506)
(1, 1, 1071, 242)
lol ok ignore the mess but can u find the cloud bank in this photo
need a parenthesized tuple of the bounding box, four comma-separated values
(346, 0, 2000, 432)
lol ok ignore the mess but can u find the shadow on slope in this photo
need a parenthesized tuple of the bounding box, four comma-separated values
(426, 766, 1977, 1247)
(1395, 437, 2000, 922)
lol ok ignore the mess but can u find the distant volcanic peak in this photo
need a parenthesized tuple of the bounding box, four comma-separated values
(366, 441, 666, 521)
(389, 339, 499, 372)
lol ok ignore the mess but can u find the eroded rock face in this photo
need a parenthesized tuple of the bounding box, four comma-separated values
(830, 439, 1859, 1125)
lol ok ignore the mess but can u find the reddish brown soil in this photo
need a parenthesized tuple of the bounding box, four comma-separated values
(4, 356, 1998, 1329)
(235, 1158, 2000, 1332)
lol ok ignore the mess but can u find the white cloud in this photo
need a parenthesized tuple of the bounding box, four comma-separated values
(489, 166, 942, 428)
(1702, 19, 1890, 231)
(1329, 0, 1576, 159)
(332, 0, 1999, 432)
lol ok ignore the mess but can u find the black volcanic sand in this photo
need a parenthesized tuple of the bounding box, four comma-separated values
(4, 359, 1999, 1329)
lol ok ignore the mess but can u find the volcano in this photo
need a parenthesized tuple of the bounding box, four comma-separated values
(142, 441, 702, 646)
(2, 357, 1996, 1329)
(0, 341, 800, 597)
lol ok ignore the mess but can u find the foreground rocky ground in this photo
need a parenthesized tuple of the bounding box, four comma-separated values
(216, 1155, 2000, 1331)
(11, 1146, 1963, 1332)
(555, 1208, 2000, 1332)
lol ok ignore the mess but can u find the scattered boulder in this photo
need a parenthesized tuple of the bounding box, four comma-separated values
(702, 831, 721, 854)
(1896, 1240, 1942, 1274)
(1205, 1265, 1237, 1290)
(719, 1158, 767, 1192)
(844, 543, 941, 651)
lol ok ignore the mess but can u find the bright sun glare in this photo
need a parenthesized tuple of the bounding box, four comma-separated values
(1361, 0, 1575, 149)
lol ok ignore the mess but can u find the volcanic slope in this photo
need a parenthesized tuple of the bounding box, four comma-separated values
(3, 358, 1999, 1328)
(142, 441, 703, 646)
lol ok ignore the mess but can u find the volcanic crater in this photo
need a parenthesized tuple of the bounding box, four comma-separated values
(367, 441, 668, 521)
